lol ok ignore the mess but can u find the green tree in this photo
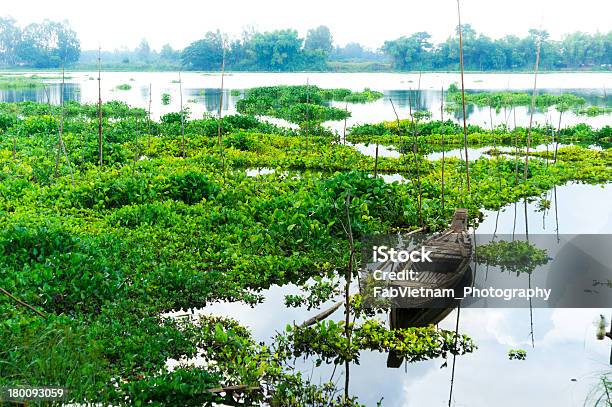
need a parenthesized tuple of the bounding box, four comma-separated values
(304, 25, 333, 54)
(160, 44, 180, 61)
(249, 29, 303, 71)
(136, 39, 151, 62)
(16, 20, 80, 67)
(181, 31, 224, 70)
(0, 17, 21, 65)
(382, 32, 432, 70)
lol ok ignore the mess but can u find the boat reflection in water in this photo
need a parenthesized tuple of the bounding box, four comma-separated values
(361, 209, 474, 368)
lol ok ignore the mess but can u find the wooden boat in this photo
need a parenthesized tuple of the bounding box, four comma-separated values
(364, 209, 473, 368)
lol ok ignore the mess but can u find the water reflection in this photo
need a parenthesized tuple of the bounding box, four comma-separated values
(1, 72, 609, 129)
(0, 82, 80, 104)
(165, 182, 612, 406)
(184, 88, 232, 113)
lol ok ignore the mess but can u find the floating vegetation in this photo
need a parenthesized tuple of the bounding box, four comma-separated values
(446, 84, 588, 111)
(0, 76, 45, 89)
(508, 349, 527, 360)
(115, 83, 132, 91)
(236, 85, 383, 126)
(230, 89, 241, 96)
(161, 92, 171, 105)
(576, 105, 612, 116)
(236, 85, 352, 124)
(348, 119, 612, 148)
(342, 88, 383, 103)
(0, 96, 609, 404)
(476, 241, 550, 275)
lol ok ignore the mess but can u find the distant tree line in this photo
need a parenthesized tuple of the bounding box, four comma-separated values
(0, 17, 80, 68)
(382, 26, 612, 71)
(181, 26, 335, 71)
(79, 39, 181, 69)
(180, 25, 612, 71)
(1, 16, 611, 72)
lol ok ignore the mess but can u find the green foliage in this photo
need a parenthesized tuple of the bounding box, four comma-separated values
(0, 98, 609, 404)
(0, 18, 80, 68)
(348, 119, 611, 148)
(115, 83, 132, 91)
(476, 240, 550, 275)
(284, 277, 341, 310)
(343, 88, 384, 103)
(383, 27, 612, 71)
(236, 85, 352, 124)
(161, 93, 171, 105)
(279, 319, 475, 366)
(446, 88, 587, 111)
(576, 105, 612, 116)
(0, 75, 45, 89)
(508, 349, 527, 360)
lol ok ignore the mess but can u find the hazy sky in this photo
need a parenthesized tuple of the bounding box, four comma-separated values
(3, 0, 611, 51)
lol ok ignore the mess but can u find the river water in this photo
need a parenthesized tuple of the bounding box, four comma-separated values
(4, 71, 611, 406)
(1, 71, 611, 130)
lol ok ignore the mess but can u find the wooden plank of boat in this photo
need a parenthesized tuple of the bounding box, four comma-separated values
(379, 209, 473, 368)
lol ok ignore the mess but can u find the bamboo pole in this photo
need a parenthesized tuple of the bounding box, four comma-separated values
(389, 99, 402, 147)
(179, 72, 185, 158)
(373, 143, 379, 178)
(217, 44, 227, 171)
(305, 78, 310, 150)
(408, 88, 423, 227)
(342, 102, 348, 145)
(456, 0, 471, 192)
(448, 305, 461, 407)
(440, 87, 446, 216)
(489, 103, 502, 191)
(554, 110, 563, 164)
(343, 193, 355, 404)
(147, 82, 152, 148)
(97, 46, 103, 167)
(524, 37, 542, 180)
(217, 45, 226, 147)
(53, 66, 74, 183)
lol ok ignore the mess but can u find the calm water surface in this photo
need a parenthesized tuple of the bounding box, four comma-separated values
(5, 71, 610, 406)
(1, 71, 610, 130)
(167, 183, 612, 406)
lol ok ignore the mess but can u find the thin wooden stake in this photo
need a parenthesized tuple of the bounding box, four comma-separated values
(342, 102, 348, 145)
(343, 193, 355, 404)
(217, 45, 226, 146)
(305, 78, 310, 150)
(97, 46, 103, 167)
(440, 87, 446, 216)
(408, 88, 423, 227)
(373, 143, 379, 178)
(53, 66, 74, 183)
(179, 72, 185, 158)
(554, 110, 563, 164)
(0, 287, 45, 318)
(524, 37, 542, 180)
(448, 305, 461, 407)
(456, 0, 471, 192)
(147, 82, 152, 148)
(217, 43, 226, 171)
